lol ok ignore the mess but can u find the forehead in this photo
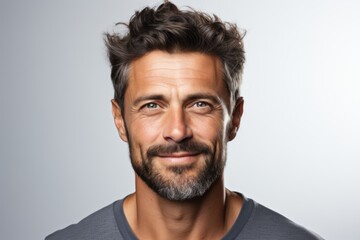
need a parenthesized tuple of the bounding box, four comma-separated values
(128, 50, 224, 89)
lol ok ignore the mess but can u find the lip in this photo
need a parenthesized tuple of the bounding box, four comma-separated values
(158, 151, 198, 158)
(157, 152, 200, 165)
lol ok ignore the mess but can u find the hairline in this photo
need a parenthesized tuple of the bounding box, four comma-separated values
(116, 50, 239, 114)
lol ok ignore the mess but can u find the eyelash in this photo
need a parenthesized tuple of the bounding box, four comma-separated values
(144, 102, 159, 109)
(193, 101, 209, 108)
(139, 101, 213, 113)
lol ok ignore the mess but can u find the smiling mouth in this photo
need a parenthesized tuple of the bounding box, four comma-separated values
(157, 152, 200, 165)
(158, 151, 198, 158)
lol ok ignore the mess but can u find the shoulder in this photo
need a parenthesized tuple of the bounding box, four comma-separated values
(45, 201, 122, 240)
(242, 199, 324, 240)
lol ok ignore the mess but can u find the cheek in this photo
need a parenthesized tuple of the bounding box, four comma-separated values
(191, 115, 226, 142)
(127, 116, 163, 146)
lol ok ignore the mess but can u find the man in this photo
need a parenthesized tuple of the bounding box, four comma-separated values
(46, 2, 323, 239)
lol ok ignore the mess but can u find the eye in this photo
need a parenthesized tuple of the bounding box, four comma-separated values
(139, 102, 162, 115)
(194, 101, 209, 108)
(144, 102, 159, 109)
(190, 101, 213, 114)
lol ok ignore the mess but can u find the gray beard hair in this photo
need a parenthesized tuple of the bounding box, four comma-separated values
(123, 117, 228, 201)
(154, 162, 223, 201)
(129, 143, 226, 201)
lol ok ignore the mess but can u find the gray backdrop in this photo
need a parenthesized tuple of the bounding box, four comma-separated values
(1, 0, 359, 239)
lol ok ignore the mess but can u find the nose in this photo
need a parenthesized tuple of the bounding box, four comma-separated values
(162, 106, 193, 143)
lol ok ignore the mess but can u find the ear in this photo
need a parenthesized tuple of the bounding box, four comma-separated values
(111, 99, 128, 142)
(228, 97, 244, 141)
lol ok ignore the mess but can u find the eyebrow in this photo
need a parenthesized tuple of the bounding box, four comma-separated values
(185, 93, 222, 105)
(133, 94, 166, 106)
(133, 93, 222, 106)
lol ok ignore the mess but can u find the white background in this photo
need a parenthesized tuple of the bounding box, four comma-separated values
(1, 0, 359, 239)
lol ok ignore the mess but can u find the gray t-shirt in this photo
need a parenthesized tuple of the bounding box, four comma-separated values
(45, 194, 324, 240)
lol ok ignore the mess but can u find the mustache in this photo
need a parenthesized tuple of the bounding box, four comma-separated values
(146, 141, 212, 160)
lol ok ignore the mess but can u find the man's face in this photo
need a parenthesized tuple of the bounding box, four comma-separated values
(113, 50, 242, 201)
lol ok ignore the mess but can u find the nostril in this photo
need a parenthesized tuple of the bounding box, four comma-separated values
(163, 125, 193, 143)
(163, 119, 192, 143)
(162, 106, 193, 143)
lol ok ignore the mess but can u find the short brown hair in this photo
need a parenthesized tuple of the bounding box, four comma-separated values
(105, 1, 245, 111)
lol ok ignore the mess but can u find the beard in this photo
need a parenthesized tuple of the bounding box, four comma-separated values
(129, 139, 226, 201)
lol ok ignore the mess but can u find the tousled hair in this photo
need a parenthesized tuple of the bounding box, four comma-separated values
(105, 1, 245, 112)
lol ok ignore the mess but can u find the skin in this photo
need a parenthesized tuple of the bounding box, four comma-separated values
(112, 50, 244, 239)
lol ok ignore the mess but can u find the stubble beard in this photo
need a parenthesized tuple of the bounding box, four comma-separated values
(129, 140, 226, 201)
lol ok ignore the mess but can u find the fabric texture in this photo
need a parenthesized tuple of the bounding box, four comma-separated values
(45, 194, 324, 240)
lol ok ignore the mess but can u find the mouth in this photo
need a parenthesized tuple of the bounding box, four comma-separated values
(157, 152, 200, 165)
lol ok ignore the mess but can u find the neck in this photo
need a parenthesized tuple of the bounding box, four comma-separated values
(123, 175, 243, 240)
